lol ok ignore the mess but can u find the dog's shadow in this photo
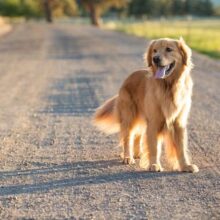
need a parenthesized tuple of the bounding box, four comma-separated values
(0, 159, 185, 196)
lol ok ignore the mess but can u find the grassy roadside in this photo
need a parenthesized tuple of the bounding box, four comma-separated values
(104, 19, 220, 59)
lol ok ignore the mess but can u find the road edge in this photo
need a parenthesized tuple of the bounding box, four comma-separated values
(0, 17, 12, 37)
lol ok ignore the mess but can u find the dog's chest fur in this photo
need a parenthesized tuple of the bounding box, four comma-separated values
(160, 75, 193, 125)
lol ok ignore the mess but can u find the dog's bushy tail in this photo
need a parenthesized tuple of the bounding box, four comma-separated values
(93, 95, 120, 134)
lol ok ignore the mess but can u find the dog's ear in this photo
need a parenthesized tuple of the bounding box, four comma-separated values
(144, 40, 155, 67)
(178, 37, 192, 67)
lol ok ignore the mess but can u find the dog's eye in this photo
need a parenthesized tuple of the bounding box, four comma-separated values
(153, 49, 157, 53)
(166, 47, 173, 52)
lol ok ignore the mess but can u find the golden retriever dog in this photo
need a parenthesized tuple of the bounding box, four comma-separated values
(93, 38, 199, 173)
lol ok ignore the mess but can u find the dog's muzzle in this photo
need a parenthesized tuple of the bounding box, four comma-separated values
(154, 61, 175, 79)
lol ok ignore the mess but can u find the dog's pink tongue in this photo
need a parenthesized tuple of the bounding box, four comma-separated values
(155, 67, 166, 79)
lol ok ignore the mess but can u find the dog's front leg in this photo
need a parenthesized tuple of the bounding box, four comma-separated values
(147, 123, 163, 172)
(173, 123, 199, 173)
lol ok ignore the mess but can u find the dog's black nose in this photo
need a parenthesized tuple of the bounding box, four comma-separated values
(153, 56, 161, 65)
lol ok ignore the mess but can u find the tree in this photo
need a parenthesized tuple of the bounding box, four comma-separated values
(196, 0, 214, 16)
(214, 5, 220, 16)
(43, 0, 52, 22)
(127, 0, 215, 17)
(0, 0, 78, 22)
(171, 0, 185, 15)
(79, 0, 128, 26)
(40, 0, 78, 23)
(128, 0, 154, 18)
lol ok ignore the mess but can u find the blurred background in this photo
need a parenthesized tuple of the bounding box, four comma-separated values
(0, 0, 220, 58)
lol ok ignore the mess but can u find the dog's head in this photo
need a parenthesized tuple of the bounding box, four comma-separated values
(144, 38, 192, 79)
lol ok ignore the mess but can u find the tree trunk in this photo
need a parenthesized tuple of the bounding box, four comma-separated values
(43, 0, 53, 23)
(88, 2, 100, 26)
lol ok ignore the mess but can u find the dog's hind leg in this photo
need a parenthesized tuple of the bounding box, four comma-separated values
(120, 125, 135, 165)
(117, 90, 137, 164)
(133, 134, 142, 159)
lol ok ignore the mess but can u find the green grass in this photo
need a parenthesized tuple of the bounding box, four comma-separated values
(104, 19, 220, 59)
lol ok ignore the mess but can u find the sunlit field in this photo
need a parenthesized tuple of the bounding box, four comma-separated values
(104, 19, 220, 59)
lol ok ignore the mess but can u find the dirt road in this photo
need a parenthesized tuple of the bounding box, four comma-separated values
(0, 23, 219, 219)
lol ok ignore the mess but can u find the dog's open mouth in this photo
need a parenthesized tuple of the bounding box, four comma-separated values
(155, 61, 175, 79)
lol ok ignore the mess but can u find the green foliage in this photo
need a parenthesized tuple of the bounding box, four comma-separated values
(128, 0, 214, 17)
(214, 5, 220, 16)
(79, 0, 128, 26)
(50, 0, 78, 17)
(0, 0, 217, 21)
(0, 0, 41, 17)
(1, 0, 216, 19)
(62, 0, 78, 16)
(128, 0, 155, 17)
(0, 0, 78, 18)
(80, 0, 127, 15)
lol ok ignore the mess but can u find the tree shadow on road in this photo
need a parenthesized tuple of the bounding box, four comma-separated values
(47, 30, 141, 61)
(0, 159, 186, 196)
(40, 74, 105, 116)
(0, 159, 122, 178)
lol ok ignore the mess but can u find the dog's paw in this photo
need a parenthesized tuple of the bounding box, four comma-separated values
(133, 154, 140, 159)
(182, 164, 199, 173)
(149, 164, 163, 172)
(120, 152, 124, 159)
(123, 157, 135, 165)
